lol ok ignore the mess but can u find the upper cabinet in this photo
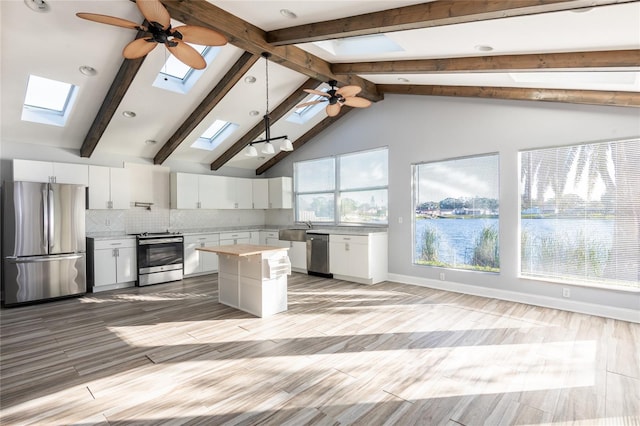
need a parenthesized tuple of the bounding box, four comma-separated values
(252, 179, 269, 209)
(125, 163, 170, 209)
(268, 177, 292, 209)
(13, 159, 88, 186)
(171, 173, 261, 210)
(88, 166, 130, 210)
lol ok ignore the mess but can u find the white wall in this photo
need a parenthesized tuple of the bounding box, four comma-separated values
(267, 94, 640, 321)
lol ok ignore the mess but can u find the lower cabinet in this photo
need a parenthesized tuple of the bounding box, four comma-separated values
(220, 231, 251, 246)
(87, 238, 137, 292)
(184, 234, 220, 276)
(329, 233, 388, 285)
(286, 241, 306, 272)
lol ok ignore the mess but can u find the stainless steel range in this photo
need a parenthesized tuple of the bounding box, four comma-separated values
(135, 232, 184, 286)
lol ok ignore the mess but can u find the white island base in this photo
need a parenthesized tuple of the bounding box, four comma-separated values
(197, 244, 290, 317)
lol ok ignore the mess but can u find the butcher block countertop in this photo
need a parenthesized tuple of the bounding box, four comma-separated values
(196, 244, 289, 257)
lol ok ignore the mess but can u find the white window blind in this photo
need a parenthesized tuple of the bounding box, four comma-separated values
(520, 139, 640, 288)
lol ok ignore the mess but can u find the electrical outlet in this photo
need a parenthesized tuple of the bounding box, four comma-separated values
(562, 288, 570, 298)
(439, 272, 445, 281)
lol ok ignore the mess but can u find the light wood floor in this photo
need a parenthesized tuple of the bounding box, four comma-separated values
(1, 273, 638, 425)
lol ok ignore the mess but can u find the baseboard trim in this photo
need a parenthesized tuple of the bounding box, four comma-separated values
(387, 273, 640, 323)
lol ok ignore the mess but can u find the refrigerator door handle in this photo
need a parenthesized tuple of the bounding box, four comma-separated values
(6, 254, 84, 263)
(42, 186, 49, 252)
(47, 186, 55, 253)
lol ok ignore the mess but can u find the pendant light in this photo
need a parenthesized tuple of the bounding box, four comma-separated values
(245, 52, 292, 156)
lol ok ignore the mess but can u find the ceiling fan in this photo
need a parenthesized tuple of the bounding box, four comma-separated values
(296, 80, 372, 117)
(76, 0, 227, 70)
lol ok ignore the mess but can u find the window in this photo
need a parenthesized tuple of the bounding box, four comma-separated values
(22, 74, 77, 127)
(520, 139, 639, 289)
(294, 148, 388, 225)
(413, 154, 500, 272)
(153, 45, 220, 94)
(191, 119, 238, 151)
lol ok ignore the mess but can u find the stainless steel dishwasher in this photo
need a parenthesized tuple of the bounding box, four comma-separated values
(306, 232, 333, 278)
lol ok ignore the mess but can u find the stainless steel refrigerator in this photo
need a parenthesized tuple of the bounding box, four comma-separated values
(2, 181, 86, 306)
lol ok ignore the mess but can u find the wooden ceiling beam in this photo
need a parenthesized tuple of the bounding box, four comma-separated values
(161, 0, 381, 102)
(80, 30, 148, 158)
(210, 78, 321, 171)
(379, 84, 640, 107)
(256, 107, 354, 175)
(266, 0, 636, 45)
(333, 50, 640, 74)
(153, 52, 259, 165)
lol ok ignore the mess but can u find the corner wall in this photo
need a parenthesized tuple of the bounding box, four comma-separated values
(267, 94, 640, 321)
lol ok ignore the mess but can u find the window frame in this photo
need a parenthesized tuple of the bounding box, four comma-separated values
(412, 152, 500, 273)
(294, 147, 388, 226)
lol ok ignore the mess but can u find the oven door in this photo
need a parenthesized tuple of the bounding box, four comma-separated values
(137, 237, 184, 275)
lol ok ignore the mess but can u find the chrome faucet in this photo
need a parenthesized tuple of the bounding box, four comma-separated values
(305, 220, 313, 229)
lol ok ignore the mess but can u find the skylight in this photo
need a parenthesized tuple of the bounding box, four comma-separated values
(22, 74, 77, 127)
(191, 119, 238, 151)
(313, 34, 404, 57)
(153, 45, 220, 94)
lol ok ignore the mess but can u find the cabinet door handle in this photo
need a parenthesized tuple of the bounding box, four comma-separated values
(107, 200, 113, 209)
(345, 243, 350, 252)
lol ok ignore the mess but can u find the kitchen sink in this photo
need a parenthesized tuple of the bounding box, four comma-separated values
(278, 228, 308, 242)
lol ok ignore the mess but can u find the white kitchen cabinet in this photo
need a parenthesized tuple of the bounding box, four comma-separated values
(234, 178, 253, 209)
(219, 231, 251, 245)
(184, 233, 219, 276)
(88, 166, 130, 209)
(87, 238, 137, 292)
(13, 159, 89, 186)
(261, 231, 279, 246)
(125, 163, 170, 209)
(268, 177, 292, 209)
(329, 233, 388, 285)
(287, 240, 307, 272)
(171, 173, 200, 209)
(249, 231, 260, 245)
(252, 179, 269, 209)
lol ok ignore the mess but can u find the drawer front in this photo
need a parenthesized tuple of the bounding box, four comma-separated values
(185, 234, 220, 244)
(262, 231, 279, 239)
(329, 234, 368, 245)
(93, 238, 136, 250)
(220, 231, 250, 241)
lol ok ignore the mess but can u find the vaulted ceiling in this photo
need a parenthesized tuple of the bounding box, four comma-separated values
(2, 0, 638, 175)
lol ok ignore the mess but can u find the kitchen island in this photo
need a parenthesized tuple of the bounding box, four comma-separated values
(196, 244, 290, 317)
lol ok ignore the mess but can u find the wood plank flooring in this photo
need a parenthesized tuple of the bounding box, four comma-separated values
(1, 273, 638, 425)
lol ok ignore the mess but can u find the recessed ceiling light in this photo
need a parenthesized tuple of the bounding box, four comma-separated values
(79, 66, 97, 76)
(474, 45, 494, 52)
(122, 111, 136, 118)
(244, 75, 256, 84)
(24, 0, 49, 12)
(249, 110, 260, 116)
(397, 77, 410, 83)
(280, 9, 297, 19)
(145, 139, 157, 145)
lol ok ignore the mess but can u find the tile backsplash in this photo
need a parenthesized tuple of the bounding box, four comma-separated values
(86, 208, 269, 234)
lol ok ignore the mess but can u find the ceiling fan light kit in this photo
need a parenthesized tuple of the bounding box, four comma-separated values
(76, 0, 227, 70)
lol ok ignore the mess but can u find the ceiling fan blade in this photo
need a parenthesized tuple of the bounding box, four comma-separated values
(136, 0, 171, 29)
(336, 85, 362, 98)
(123, 38, 157, 59)
(173, 26, 227, 46)
(342, 96, 372, 108)
(167, 39, 207, 70)
(326, 103, 341, 117)
(303, 89, 330, 98)
(76, 13, 144, 31)
(296, 100, 324, 109)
